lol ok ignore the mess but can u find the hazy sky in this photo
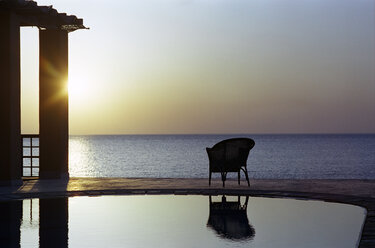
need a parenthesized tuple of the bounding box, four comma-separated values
(21, 0, 375, 134)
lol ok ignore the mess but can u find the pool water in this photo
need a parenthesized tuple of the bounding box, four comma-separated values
(1, 195, 367, 248)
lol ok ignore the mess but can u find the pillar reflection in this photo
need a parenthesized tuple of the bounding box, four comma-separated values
(0, 201, 22, 248)
(39, 198, 69, 248)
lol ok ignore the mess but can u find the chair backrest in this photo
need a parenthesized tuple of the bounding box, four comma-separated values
(207, 138, 255, 171)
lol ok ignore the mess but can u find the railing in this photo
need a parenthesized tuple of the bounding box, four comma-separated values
(22, 134, 39, 177)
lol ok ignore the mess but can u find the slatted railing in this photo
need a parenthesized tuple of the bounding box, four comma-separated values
(22, 134, 39, 177)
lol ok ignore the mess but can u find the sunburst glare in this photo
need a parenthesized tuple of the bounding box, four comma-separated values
(68, 74, 97, 108)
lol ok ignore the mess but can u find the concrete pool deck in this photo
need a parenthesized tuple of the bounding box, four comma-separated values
(1, 178, 374, 247)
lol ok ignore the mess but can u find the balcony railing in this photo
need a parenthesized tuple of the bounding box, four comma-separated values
(22, 134, 39, 177)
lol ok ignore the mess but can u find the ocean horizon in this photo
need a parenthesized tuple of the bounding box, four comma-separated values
(62, 134, 375, 180)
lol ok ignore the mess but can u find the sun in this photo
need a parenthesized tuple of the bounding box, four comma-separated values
(68, 77, 86, 97)
(68, 74, 94, 107)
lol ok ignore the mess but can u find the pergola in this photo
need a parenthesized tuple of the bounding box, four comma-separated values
(0, 0, 86, 185)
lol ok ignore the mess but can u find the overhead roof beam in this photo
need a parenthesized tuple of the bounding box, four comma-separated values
(0, 0, 87, 32)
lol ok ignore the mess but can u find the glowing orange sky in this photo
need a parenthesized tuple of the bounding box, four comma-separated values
(21, 0, 375, 134)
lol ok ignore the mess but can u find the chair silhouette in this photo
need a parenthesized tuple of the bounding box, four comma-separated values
(206, 138, 255, 187)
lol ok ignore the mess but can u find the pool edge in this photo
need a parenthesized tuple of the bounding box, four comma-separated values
(1, 178, 374, 247)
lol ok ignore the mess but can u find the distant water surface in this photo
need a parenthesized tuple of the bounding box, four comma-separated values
(68, 134, 375, 179)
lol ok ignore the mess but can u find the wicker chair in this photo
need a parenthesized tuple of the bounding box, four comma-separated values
(206, 138, 255, 187)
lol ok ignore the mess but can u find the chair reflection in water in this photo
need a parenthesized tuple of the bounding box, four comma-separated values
(206, 138, 255, 187)
(207, 195, 255, 240)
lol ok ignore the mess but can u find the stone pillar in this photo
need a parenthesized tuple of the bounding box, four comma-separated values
(0, 10, 22, 186)
(39, 198, 69, 248)
(39, 29, 69, 179)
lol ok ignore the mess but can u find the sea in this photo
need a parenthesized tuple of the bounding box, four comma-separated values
(67, 134, 375, 179)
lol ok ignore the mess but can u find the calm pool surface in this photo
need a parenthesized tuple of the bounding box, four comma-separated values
(1, 195, 366, 248)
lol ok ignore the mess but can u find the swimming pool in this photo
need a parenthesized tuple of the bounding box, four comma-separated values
(1, 195, 366, 248)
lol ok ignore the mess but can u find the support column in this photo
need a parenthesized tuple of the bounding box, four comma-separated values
(39, 29, 69, 179)
(0, 10, 22, 186)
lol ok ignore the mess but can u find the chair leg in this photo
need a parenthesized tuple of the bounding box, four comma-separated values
(221, 172, 226, 187)
(209, 172, 212, 186)
(244, 167, 250, 187)
(238, 171, 240, 185)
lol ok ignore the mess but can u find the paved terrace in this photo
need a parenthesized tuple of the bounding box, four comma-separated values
(1, 178, 374, 247)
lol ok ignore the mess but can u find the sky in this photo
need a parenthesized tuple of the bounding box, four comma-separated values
(20, 0, 375, 135)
